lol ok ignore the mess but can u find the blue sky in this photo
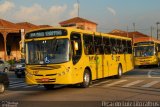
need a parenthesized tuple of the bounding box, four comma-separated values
(0, 0, 160, 37)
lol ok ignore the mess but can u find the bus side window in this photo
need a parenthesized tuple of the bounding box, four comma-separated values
(127, 40, 132, 54)
(122, 40, 127, 54)
(103, 37, 111, 54)
(70, 32, 82, 65)
(94, 35, 103, 55)
(110, 38, 117, 54)
(83, 34, 94, 55)
(158, 44, 160, 52)
(117, 39, 122, 54)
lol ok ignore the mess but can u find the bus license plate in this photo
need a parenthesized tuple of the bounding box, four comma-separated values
(41, 78, 49, 82)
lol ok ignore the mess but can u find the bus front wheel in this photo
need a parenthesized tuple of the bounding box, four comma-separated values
(80, 69, 91, 88)
(115, 65, 122, 79)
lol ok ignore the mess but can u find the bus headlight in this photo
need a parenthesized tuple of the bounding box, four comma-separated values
(62, 71, 65, 75)
(26, 71, 34, 77)
(58, 71, 66, 76)
(58, 67, 70, 76)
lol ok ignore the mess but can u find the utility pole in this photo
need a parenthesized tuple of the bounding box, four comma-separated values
(156, 22, 160, 40)
(133, 22, 135, 32)
(132, 23, 135, 43)
(150, 26, 153, 38)
(77, 0, 80, 17)
(127, 26, 129, 38)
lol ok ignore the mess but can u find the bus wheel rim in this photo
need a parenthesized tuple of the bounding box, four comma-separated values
(84, 73, 90, 85)
(0, 84, 5, 93)
(4, 68, 8, 72)
(119, 67, 122, 76)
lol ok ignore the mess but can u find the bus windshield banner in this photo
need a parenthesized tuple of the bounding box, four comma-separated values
(26, 29, 67, 39)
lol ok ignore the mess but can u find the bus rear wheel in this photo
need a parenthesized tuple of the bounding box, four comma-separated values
(80, 69, 91, 88)
(43, 84, 55, 90)
(157, 62, 160, 67)
(115, 65, 122, 79)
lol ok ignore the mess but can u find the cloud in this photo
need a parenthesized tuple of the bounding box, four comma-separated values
(0, 1, 15, 14)
(70, 3, 79, 17)
(13, 4, 67, 25)
(107, 7, 116, 16)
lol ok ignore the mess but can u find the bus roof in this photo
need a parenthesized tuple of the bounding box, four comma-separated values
(133, 37, 160, 44)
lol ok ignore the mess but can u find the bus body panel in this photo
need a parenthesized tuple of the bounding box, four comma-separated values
(24, 27, 133, 86)
(134, 56, 158, 66)
(125, 54, 134, 71)
(134, 40, 160, 67)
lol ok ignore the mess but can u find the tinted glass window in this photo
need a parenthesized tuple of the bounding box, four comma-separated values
(94, 36, 103, 54)
(83, 34, 94, 55)
(103, 37, 111, 54)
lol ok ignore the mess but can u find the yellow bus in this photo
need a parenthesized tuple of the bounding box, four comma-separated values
(24, 27, 133, 89)
(133, 38, 160, 67)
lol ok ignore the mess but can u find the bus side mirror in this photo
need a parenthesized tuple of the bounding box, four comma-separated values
(74, 41, 79, 51)
(73, 41, 78, 56)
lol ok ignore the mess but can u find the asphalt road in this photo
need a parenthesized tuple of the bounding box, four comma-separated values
(0, 67, 160, 107)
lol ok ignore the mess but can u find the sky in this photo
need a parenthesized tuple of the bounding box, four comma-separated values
(0, 0, 160, 38)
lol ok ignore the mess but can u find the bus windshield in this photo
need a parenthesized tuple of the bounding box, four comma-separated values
(26, 38, 70, 64)
(134, 46, 154, 57)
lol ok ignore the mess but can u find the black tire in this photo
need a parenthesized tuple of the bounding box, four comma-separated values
(4, 68, 8, 73)
(80, 69, 91, 88)
(44, 84, 55, 90)
(115, 65, 122, 79)
(16, 74, 22, 78)
(0, 83, 5, 93)
(157, 62, 160, 67)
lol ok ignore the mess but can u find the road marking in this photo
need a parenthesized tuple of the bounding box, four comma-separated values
(148, 70, 153, 78)
(141, 81, 159, 88)
(102, 80, 127, 87)
(90, 80, 111, 87)
(124, 76, 147, 79)
(9, 80, 27, 88)
(9, 84, 27, 88)
(9, 82, 26, 86)
(24, 85, 39, 88)
(148, 70, 160, 78)
(122, 80, 144, 87)
(9, 81, 24, 84)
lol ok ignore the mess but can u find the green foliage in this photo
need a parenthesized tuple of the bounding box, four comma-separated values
(7, 59, 15, 65)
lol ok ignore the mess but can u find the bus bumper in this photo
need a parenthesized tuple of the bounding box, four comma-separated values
(25, 70, 81, 85)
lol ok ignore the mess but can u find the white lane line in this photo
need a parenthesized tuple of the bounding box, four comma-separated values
(122, 80, 143, 87)
(9, 81, 24, 84)
(24, 85, 38, 88)
(148, 70, 152, 78)
(9, 82, 26, 86)
(102, 80, 127, 87)
(141, 81, 159, 88)
(90, 80, 111, 87)
(9, 83, 26, 87)
(148, 70, 160, 78)
(9, 84, 27, 88)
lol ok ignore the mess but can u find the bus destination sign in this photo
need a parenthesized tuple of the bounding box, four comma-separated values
(26, 29, 67, 39)
(134, 41, 154, 46)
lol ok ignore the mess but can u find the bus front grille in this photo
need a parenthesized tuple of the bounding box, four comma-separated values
(34, 74, 57, 76)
